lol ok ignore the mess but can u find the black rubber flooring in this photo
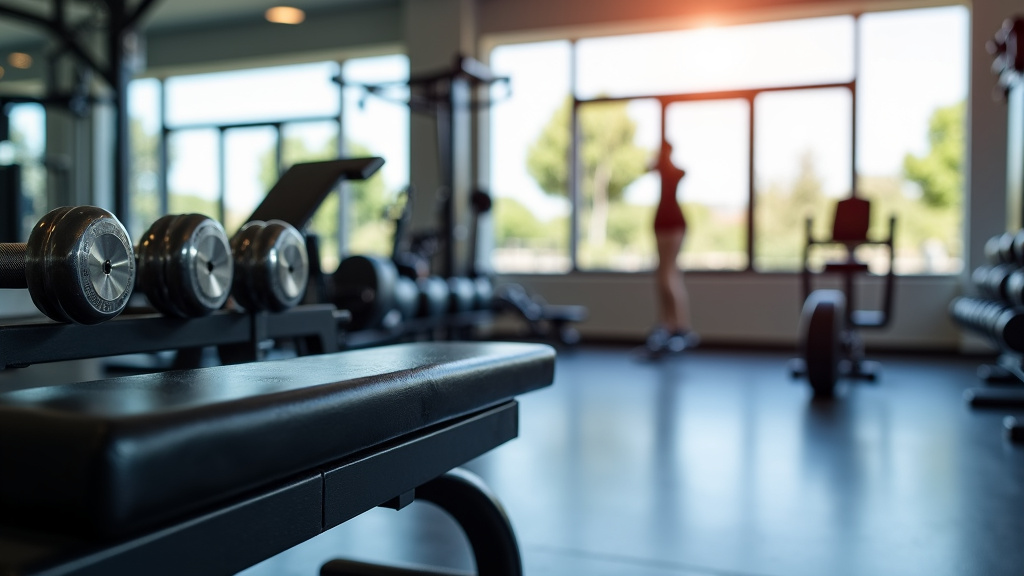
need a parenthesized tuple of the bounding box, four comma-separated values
(240, 346, 1024, 576)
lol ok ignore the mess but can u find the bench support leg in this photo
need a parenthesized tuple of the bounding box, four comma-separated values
(321, 468, 522, 576)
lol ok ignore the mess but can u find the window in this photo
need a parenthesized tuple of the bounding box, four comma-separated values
(666, 99, 749, 270)
(857, 7, 968, 274)
(754, 88, 852, 271)
(128, 79, 162, 240)
(490, 41, 572, 273)
(2, 103, 46, 241)
(129, 55, 409, 273)
(489, 6, 967, 275)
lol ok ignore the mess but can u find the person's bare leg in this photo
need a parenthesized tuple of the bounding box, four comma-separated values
(655, 228, 688, 332)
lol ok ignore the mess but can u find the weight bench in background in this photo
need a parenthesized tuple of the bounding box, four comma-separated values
(0, 342, 555, 576)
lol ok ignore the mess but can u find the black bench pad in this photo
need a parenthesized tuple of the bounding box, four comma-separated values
(0, 342, 555, 539)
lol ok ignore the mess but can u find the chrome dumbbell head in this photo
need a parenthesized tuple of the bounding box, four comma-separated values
(137, 214, 233, 318)
(15, 206, 135, 324)
(231, 220, 309, 312)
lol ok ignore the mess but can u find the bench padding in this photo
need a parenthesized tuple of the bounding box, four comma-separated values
(0, 342, 554, 539)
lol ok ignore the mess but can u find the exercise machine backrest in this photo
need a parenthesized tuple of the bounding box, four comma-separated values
(802, 196, 896, 330)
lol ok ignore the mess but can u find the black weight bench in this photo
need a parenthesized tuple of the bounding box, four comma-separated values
(0, 341, 555, 576)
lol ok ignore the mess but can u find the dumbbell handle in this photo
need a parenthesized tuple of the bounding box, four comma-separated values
(0, 243, 28, 289)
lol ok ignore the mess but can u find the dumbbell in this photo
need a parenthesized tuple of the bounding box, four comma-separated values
(333, 255, 399, 330)
(231, 220, 309, 312)
(1013, 229, 1024, 266)
(0, 206, 134, 324)
(973, 264, 1017, 301)
(997, 232, 1016, 264)
(473, 276, 494, 310)
(417, 276, 450, 319)
(136, 214, 233, 318)
(447, 277, 477, 314)
(1007, 268, 1024, 308)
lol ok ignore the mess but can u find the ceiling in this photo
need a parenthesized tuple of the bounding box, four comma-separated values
(0, 0, 378, 51)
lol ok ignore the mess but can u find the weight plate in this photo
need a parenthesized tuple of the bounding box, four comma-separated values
(25, 206, 76, 323)
(257, 220, 309, 311)
(447, 277, 476, 313)
(53, 206, 134, 324)
(801, 289, 845, 398)
(166, 214, 233, 317)
(69, 206, 134, 323)
(139, 214, 183, 317)
(231, 221, 267, 312)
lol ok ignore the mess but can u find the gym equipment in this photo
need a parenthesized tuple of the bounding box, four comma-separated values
(495, 283, 587, 346)
(1007, 416, 1024, 443)
(231, 220, 309, 312)
(791, 196, 896, 397)
(950, 297, 1024, 353)
(136, 214, 233, 318)
(0, 205, 134, 324)
(971, 263, 1018, 302)
(417, 275, 451, 319)
(0, 304, 344, 371)
(333, 255, 402, 330)
(246, 158, 385, 230)
(447, 276, 476, 313)
(0, 342, 554, 576)
(338, 56, 510, 278)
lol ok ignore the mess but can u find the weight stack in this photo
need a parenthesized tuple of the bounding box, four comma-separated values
(949, 296, 1024, 353)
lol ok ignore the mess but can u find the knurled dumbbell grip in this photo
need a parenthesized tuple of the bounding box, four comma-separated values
(0, 243, 28, 289)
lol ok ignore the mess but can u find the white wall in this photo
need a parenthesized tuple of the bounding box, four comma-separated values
(495, 272, 963, 349)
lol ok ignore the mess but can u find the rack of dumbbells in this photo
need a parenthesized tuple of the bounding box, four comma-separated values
(0, 206, 347, 372)
(951, 231, 1024, 443)
(956, 17, 1024, 443)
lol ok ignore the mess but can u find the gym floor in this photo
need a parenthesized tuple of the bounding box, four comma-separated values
(240, 345, 1024, 576)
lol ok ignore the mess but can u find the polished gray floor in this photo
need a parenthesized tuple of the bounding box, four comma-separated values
(241, 346, 1024, 576)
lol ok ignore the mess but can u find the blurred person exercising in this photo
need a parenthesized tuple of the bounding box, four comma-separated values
(646, 139, 698, 354)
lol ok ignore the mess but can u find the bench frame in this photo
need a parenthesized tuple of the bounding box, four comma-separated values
(3, 402, 523, 576)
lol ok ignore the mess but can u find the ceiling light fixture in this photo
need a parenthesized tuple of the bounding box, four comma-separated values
(265, 6, 305, 25)
(8, 53, 32, 69)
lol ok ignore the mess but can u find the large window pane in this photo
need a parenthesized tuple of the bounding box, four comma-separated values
(490, 40, 572, 273)
(165, 62, 340, 127)
(167, 129, 220, 219)
(858, 6, 968, 274)
(754, 88, 852, 271)
(576, 17, 854, 99)
(224, 126, 277, 234)
(282, 121, 341, 271)
(666, 99, 749, 270)
(576, 99, 659, 271)
(3, 103, 45, 241)
(128, 78, 162, 239)
(341, 54, 409, 259)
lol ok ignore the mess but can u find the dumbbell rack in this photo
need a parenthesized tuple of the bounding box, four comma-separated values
(951, 244, 1024, 442)
(0, 304, 348, 371)
(344, 309, 495, 350)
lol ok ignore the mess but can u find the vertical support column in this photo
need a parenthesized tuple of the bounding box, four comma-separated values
(403, 0, 477, 276)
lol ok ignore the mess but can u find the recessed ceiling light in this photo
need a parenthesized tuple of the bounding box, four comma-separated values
(265, 6, 305, 25)
(8, 53, 32, 69)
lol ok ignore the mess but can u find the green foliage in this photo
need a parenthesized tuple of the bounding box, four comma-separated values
(755, 150, 834, 270)
(129, 117, 162, 236)
(903, 101, 964, 209)
(493, 197, 568, 251)
(525, 97, 651, 249)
